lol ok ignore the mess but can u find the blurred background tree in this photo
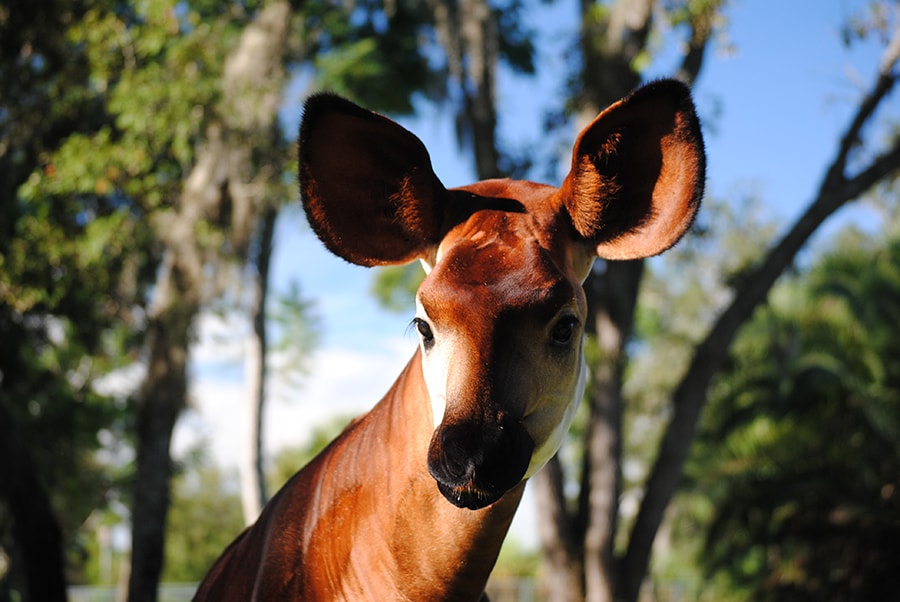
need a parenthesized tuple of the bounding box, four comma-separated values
(1, 0, 149, 599)
(162, 457, 244, 584)
(681, 226, 900, 601)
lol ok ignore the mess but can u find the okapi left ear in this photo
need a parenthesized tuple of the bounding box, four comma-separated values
(299, 93, 450, 267)
(560, 79, 706, 260)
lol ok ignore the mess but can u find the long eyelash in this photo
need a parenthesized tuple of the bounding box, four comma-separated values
(405, 318, 420, 337)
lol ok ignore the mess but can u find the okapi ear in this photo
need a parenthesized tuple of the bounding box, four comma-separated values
(299, 93, 449, 267)
(560, 79, 705, 260)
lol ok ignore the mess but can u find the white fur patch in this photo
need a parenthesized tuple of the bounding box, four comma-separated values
(415, 298, 449, 430)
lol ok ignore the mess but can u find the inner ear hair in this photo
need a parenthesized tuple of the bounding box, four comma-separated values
(563, 79, 705, 261)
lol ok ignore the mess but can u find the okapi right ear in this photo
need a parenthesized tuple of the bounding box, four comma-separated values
(560, 79, 705, 261)
(299, 94, 450, 267)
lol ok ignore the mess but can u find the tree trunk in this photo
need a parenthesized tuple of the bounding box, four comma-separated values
(533, 457, 584, 602)
(0, 398, 67, 602)
(535, 3, 722, 599)
(461, 0, 501, 179)
(128, 281, 195, 602)
(429, 0, 503, 180)
(536, 1, 651, 599)
(240, 206, 277, 525)
(583, 260, 643, 602)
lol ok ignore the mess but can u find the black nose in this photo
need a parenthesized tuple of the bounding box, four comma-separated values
(427, 418, 534, 510)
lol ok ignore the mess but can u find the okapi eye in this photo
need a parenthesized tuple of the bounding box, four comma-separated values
(550, 316, 579, 346)
(413, 318, 435, 346)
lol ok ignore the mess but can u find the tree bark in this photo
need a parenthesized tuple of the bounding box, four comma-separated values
(583, 261, 643, 602)
(0, 398, 67, 602)
(241, 323, 265, 524)
(533, 456, 584, 602)
(241, 206, 277, 525)
(128, 301, 193, 602)
(429, 0, 503, 180)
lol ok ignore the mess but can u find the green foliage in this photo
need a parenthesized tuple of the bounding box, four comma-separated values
(162, 460, 245, 583)
(6, 0, 507, 589)
(685, 230, 900, 600)
(370, 264, 425, 314)
(493, 537, 541, 577)
(300, 0, 436, 115)
(22, 0, 235, 211)
(1, 1, 143, 593)
(5, 0, 552, 593)
(0, 312, 130, 586)
(840, 0, 896, 47)
(2, 0, 437, 591)
(76, 510, 130, 586)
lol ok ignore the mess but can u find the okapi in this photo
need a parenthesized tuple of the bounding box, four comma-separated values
(195, 79, 705, 601)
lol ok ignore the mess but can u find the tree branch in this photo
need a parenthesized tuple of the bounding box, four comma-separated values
(676, 1, 721, 85)
(826, 65, 899, 191)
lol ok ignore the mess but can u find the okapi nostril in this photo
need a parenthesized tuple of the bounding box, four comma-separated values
(429, 424, 480, 484)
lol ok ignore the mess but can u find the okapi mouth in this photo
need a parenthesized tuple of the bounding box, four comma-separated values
(427, 419, 535, 510)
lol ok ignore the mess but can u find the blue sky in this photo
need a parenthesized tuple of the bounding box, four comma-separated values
(176, 0, 896, 547)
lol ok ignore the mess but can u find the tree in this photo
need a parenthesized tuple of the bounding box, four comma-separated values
(687, 229, 900, 600)
(240, 206, 277, 525)
(530, 3, 725, 599)
(11, 1, 294, 597)
(121, 5, 295, 597)
(9, 1, 900, 599)
(237, 0, 443, 526)
(1, 0, 141, 597)
(369, 0, 540, 306)
(617, 23, 900, 602)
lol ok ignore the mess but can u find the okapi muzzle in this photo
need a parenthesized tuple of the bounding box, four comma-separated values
(428, 416, 534, 510)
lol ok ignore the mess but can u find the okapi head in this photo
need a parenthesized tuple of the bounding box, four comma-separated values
(299, 79, 705, 510)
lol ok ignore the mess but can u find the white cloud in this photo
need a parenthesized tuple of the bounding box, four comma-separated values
(190, 311, 247, 367)
(173, 315, 414, 470)
(263, 338, 413, 454)
(93, 362, 145, 399)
